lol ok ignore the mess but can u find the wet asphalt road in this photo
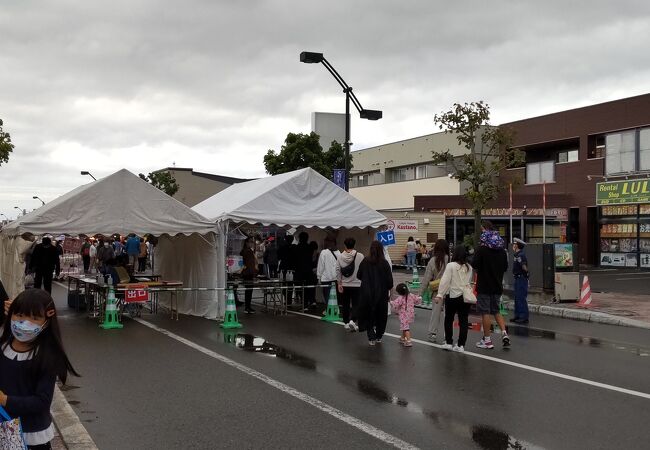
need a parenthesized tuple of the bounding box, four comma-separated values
(51, 283, 650, 450)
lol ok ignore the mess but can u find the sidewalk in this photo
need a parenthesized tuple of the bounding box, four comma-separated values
(393, 269, 650, 330)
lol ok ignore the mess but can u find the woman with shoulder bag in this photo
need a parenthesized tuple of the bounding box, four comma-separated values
(421, 239, 449, 342)
(435, 245, 473, 353)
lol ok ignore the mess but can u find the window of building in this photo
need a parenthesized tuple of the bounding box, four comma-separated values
(557, 149, 579, 163)
(415, 164, 436, 179)
(391, 167, 415, 183)
(526, 160, 555, 184)
(589, 136, 605, 159)
(639, 128, 650, 171)
(606, 130, 636, 174)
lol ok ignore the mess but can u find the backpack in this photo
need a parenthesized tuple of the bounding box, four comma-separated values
(340, 252, 357, 278)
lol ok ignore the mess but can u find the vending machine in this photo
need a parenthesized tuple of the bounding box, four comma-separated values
(550, 243, 580, 302)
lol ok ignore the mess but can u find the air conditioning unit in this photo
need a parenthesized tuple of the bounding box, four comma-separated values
(423, 218, 430, 224)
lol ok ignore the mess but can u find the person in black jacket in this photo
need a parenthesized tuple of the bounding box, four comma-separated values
(356, 240, 394, 345)
(240, 237, 258, 314)
(293, 232, 316, 311)
(472, 221, 510, 350)
(29, 237, 59, 294)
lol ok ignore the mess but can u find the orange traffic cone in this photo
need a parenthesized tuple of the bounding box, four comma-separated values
(578, 275, 593, 307)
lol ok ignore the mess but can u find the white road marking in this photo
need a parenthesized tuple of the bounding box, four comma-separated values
(133, 318, 419, 450)
(289, 311, 650, 401)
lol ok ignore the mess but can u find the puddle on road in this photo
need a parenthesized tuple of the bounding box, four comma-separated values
(224, 330, 541, 449)
(231, 333, 317, 371)
(462, 320, 649, 357)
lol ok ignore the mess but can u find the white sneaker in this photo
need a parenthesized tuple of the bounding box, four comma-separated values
(440, 343, 453, 351)
(349, 321, 359, 332)
(343, 322, 351, 330)
(476, 338, 494, 349)
(452, 345, 465, 353)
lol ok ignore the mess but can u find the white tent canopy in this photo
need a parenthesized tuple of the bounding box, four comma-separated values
(192, 168, 388, 316)
(192, 167, 387, 228)
(1, 169, 217, 237)
(0, 169, 221, 318)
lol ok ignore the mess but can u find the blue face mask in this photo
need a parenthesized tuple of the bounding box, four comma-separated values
(11, 320, 45, 343)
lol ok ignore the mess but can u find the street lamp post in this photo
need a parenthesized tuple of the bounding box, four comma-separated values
(300, 51, 382, 191)
(33, 195, 45, 206)
(13, 206, 25, 217)
(81, 171, 97, 181)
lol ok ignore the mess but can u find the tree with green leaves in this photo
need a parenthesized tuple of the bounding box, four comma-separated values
(263, 131, 351, 179)
(0, 119, 14, 166)
(139, 171, 180, 197)
(431, 101, 522, 247)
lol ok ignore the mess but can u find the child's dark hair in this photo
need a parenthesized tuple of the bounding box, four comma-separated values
(396, 283, 409, 296)
(1, 289, 80, 383)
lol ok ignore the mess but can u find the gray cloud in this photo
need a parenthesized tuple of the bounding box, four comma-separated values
(1, 0, 650, 217)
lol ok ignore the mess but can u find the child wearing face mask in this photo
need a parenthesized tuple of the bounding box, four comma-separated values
(0, 289, 79, 449)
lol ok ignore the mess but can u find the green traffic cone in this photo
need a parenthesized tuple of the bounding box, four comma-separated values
(221, 290, 243, 329)
(408, 266, 421, 289)
(322, 284, 341, 322)
(422, 288, 432, 306)
(499, 298, 508, 317)
(100, 285, 123, 330)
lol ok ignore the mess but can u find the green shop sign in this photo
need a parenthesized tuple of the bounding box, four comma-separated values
(596, 179, 650, 205)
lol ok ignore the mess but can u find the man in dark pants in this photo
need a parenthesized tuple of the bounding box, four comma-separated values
(80, 238, 92, 273)
(278, 235, 296, 306)
(293, 232, 316, 311)
(511, 238, 530, 324)
(29, 237, 59, 294)
(336, 237, 364, 331)
(240, 237, 258, 314)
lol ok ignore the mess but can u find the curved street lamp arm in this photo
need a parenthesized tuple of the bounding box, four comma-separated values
(321, 58, 365, 114)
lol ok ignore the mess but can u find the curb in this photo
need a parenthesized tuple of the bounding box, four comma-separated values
(414, 300, 650, 330)
(499, 300, 650, 330)
(51, 385, 99, 450)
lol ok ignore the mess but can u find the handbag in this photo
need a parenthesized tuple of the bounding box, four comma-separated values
(0, 404, 27, 450)
(460, 266, 477, 304)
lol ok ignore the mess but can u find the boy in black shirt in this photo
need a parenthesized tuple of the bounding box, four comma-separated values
(472, 221, 510, 349)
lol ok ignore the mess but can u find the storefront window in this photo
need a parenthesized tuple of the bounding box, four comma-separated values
(606, 130, 636, 174)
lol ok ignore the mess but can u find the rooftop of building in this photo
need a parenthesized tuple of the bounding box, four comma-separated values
(153, 167, 251, 184)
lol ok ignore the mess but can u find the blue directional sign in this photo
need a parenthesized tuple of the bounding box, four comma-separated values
(333, 169, 346, 189)
(376, 230, 396, 246)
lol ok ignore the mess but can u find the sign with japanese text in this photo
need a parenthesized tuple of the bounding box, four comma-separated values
(376, 230, 396, 246)
(386, 219, 418, 233)
(125, 285, 148, 303)
(596, 179, 650, 205)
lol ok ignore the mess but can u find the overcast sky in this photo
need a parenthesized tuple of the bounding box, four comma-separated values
(1, 0, 650, 218)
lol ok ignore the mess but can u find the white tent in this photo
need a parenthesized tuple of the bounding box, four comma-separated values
(193, 168, 388, 313)
(0, 169, 222, 319)
(192, 167, 387, 228)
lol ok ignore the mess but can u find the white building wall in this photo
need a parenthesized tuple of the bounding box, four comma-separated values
(311, 112, 345, 150)
(350, 177, 461, 211)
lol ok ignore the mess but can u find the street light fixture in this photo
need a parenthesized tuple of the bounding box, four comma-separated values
(81, 171, 97, 181)
(300, 51, 382, 191)
(33, 195, 45, 206)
